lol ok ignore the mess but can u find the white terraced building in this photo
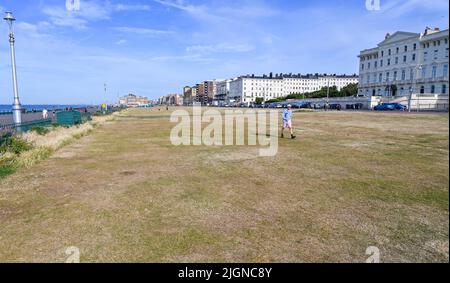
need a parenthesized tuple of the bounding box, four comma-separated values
(228, 74, 358, 105)
(358, 27, 449, 97)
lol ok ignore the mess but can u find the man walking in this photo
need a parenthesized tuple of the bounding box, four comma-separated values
(42, 109, 48, 119)
(281, 104, 296, 139)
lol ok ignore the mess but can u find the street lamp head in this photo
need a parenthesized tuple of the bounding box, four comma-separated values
(3, 11, 16, 22)
(4, 12, 16, 31)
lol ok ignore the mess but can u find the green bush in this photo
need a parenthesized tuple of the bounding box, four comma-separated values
(30, 126, 50, 136)
(0, 135, 32, 155)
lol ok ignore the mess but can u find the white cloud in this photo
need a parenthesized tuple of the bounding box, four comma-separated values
(186, 43, 255, 54)
(42, 1, 152, 29)
(115, 39, 127, 45)
(114, 27, 174, 35)
(153, 0, 205, 14)
(113, 4, 151, 12)
(379, 0, 449, 17)
(14, 21, 53, 38)
(151, 54, 215, 63)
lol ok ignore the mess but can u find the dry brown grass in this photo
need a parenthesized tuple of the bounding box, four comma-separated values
(0, 108, 448, 263)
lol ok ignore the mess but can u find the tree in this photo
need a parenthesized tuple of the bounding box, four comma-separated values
(340, 83, 358, 97)
(255, 97, 265, 104)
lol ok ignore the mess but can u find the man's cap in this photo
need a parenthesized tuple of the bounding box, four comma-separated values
(287, 104, 292, 108)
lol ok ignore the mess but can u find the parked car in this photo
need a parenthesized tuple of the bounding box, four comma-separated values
(346, 103, 364, 110)
(374, 103, 407, 111)
(291, 101, 312, 109)
(268, 102, 283, 108)
(329, 104, 342, 111)
(312, 103, 325, 109)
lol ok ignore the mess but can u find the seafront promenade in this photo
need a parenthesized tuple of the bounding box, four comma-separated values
(0, 112, 52, 125)
(0, 107, 99, 126)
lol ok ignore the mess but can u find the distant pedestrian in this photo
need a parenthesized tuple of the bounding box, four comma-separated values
(42, 109, 48, 119)
(281, 104, 296, 139)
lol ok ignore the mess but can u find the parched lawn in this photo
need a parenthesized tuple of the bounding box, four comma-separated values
(0, 108, 448, 262)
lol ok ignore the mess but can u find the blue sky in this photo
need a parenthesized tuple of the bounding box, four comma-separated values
(0, 0, 448, 104)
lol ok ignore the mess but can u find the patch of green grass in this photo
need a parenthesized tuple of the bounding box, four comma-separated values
(0, 135, 32, 155)
(30, 126, 50, 136)
(0, 164, 15, 178)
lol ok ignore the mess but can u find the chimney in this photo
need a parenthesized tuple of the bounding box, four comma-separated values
(385, 33, 391, 39)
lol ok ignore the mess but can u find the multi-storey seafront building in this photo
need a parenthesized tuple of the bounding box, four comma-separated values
(119, 94, 150, 107)
(213, 79, 232, 105)
(183, 86, 197, 105)
(358, 27, 449, 97)
(228, 74, 358, 105)
(158, 94, 184, 106)
(194, 81, 217, 105)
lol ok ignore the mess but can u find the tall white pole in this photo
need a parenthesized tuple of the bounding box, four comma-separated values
(4, 12, 22, 125)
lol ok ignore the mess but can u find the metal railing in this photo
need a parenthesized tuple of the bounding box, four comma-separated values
(0, 118, 53, 134)
(413, 103, 449, 112)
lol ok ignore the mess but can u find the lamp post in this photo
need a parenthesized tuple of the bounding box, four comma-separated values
(4, 12, 22, 126)
(326, 78, 330, 111)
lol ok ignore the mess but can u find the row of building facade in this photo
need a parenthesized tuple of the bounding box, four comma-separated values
(156, 93, 184, 106)
(358, 27, 449, 97)
(182, 73, 359, 106)
(161, 26, 448, 107)
(118, 94, 150, 107)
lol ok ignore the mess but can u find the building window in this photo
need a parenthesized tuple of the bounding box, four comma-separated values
(404, 45, 408, 52)
(420, 86, 425, 94)
(381, 50, 384, 57)
(421, 67, 427, 78)
(431, 85, 435, 94)
(386, 72, 390, 82)
(395, 57, 399, 64)
(388, 49, 391, 56)
(393, 71, 397, 81)
(432, 66, 437, 78)
(396, 47, 399, 54)
(375, 61, 378, 68)
(412, 53, 416, 61)
(401, 70, 406, 80)
(380, 60, 383, 67)
(410, 69, 414, 80)
(444, 65, 449, 77)
(413, 43, 417, 50)
(387, 59, 391, 66)
(403, 55, 407, 63)
(379, 73, 382, 83)
(442, 84, 447, 94)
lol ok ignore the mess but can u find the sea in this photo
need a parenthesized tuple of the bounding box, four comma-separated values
(0, 104, 90, 113)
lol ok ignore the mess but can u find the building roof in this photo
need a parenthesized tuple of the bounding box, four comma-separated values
(420, 28, 449, 41)
(238, 73, 358, 80)
(378, 31, 420, 46)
